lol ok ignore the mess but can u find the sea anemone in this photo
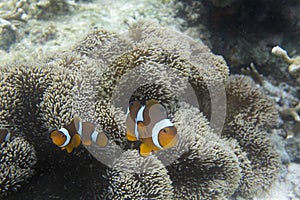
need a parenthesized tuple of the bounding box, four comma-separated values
(0, 21, 281, 199)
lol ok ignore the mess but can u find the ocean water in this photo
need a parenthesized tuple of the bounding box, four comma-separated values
(0, 0, 299, 199)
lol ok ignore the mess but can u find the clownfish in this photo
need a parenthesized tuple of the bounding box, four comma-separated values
(126, 99, 178, 156)
(50, 117, 108, 153)
(0, 128, 15, 143)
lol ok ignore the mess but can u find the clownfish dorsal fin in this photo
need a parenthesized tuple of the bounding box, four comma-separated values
(139, 143, 152, 157)
(129, 101, 142, 121)
(145, 99, 159, 107)
(143, 101, 166, 128)
(64, 117, 80, 137)
(81, 122, 96, 146)
(143, 99, 160, 126)
(148, 104, 167, 122)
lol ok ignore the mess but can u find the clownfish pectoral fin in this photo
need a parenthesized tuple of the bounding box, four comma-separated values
(65, 145, 74, 153)
(70, 133, 81, 148)
(64, 134, 81, 153)
(127, 131, 137, 141)
(139, 143, 152, 157)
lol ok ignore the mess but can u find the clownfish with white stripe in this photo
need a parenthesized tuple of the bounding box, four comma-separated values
(126, 99, 178, 156)
(50, 117, 108, 153)
(0, 128, 15, 143)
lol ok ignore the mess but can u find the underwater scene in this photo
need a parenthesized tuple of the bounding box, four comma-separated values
(0, 0, 299, 199)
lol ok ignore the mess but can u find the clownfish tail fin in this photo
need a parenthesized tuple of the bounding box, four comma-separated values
(95, 132, 108, 147)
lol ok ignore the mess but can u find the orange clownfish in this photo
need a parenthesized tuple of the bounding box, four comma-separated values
(50, 117, 108, 153)
(0, 128, 15, 143)
(126, 99, 178, 156)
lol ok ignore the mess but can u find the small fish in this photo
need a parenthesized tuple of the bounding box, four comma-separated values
(126, 99, 178, 156)
(0, 128, 15, 143)
(50, 117, 108, 153)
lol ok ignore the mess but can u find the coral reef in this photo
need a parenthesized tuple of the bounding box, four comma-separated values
(272, 45, 300, 84)
(178, 2, 300, 186)
(0, 0, 75, 21)
(242, 61, 300, 163)
(268, 46, 300, 163)
(0, 0, 75, 51)
(0, 20, 16, 51)
(177, 0, 300, 83)
(0, 0, 182, 64)
(280, 103, 300, 123)
(0, 136, 37, 197)
(0, 21, 281, 199)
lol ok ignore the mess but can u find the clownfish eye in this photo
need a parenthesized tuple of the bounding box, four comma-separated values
(162, 129, 167, 133)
